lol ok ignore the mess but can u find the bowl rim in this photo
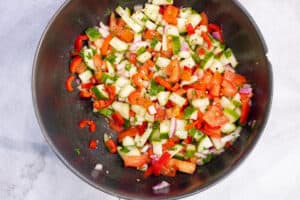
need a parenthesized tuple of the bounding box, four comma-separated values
(32, 0, 273, 199)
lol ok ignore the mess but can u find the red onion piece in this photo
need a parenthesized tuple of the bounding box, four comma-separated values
(224, 64, 235, 73)
(152, 181, 170, 191)
(240, 87, 252, 94)
(169, 118, 177, 137)
(212, 31, 222, 41)
(181, 42, 189, 51)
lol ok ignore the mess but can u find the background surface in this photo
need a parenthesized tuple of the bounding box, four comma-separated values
(0, 0, 299, 199)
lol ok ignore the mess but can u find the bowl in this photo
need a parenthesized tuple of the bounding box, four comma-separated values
(32, 0, 272, 199)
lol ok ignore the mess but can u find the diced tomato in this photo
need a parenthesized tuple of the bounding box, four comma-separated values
(109, 119, 124, 132)
(129, 53, 137, 65)
(105, 139, 117, 154)
(155, 107, 166, 122)
(209, 72, 223, 97)
(198, 48, 205, 56)
(181, 67, 193, 81)
(74, 34, 88, 52)
(112, 112, 125, 126)
(143, 166, 153, 178)
(203, 106, 229, 128)
(69, 56, 82, 74)
(118, 128, 139, 142)
(88, 139, 98, 150)
(136, 122, 148, 135)
(65, 75, 75, 92)
(200, 12, 208, 26)
(221, 79, 238, 97)
(184, 136, 193, 144)
(223, 70, 246, 87)
(186, 23, 195, 35)
(201, 124, 222, 138)
(160, 162, 177, 177)
(163, 5, 179, 25)
(79, 120, 96, 133)
(154, 76, 172, 90)
(143, 29, 161, 40)
(79, 90, 92, 98)
(208, 23, 221, 32)
(81, 82, 94, 89)
(123, 155, 150, 168)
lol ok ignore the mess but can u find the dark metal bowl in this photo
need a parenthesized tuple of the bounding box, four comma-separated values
(32, 0, 272, 199)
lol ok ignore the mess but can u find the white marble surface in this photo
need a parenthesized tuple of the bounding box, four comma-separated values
(1, 0, 300, 199)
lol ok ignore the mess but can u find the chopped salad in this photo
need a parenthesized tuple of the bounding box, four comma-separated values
(66, 0, 253, 177)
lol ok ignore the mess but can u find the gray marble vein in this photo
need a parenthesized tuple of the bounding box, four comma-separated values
(0, 0, 300, 200)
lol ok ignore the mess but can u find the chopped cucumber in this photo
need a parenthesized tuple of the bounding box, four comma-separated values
(201, 52, 214, 69)
(131, 11, 148, 26)
(117, 146, 141, 158)
(150, 129, 161, 142)
(160, 120, 170, 135)
(115, 6, 143, 33)
(210, 58, 225, 73)
(144, 3, 160, 22)
(145, 20, 157, 30)
(157, 91, 170, 106)
(192, 98, 210, 113)
(137, 51, 152, 63)
(78, 70, 92, 84)
(82, 48, 95, 70)
(109, 37, 129, 51)
(172, 36, 181, 55)
(112, 102, 130, 119)
(197, 135, 213, 152)
(152, 0, 173, 5)
(180, 57, 196, 68)
(131, 105, 146, 116)
(167, 144, 183, 157)
(179, 51, 191, 59)
(175, 130, 188, 139)
(145, 112, 155, 122)
(169, 93, 187, 107)
(135, 127, 153, 147)
(224, 108, 240, 123)
(91, 84, 109, 100)
(187, 14, 201, 28)
(122, 136, 135, 146)
(177, 18, 187, 33)
(180, 8, 192, 18)
(220, 96, 235, 110)
(185, 144, 196, 158)
(119, 84, 135, 98)
(174, 153, 185, 160)
(220, 48, 238, 67)
(188, 33, 204, 47)
(156, 57, 171, 68)
(210, 137, 225, 150)
(152, 140, 163, 155)
(221, 123, 237, 134)
(165, 25, 179, 36)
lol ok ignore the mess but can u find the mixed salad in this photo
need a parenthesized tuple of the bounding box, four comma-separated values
(66, 0, 253, 178)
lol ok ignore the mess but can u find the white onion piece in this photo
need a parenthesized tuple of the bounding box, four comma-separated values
(99, 22, 109, 30)
(169, 118, 177, 137)
(224, 64, 235, 73)
(94, 163, 103, 171)
(134, 4, 143, 11)
(98, 27, 110, 38)
(195, 152, 206, 158)
(130, 41, 149, 51)
(152, 181, 170, 191)
(141, 144, 150, 153)
(181, 42, 190, 51)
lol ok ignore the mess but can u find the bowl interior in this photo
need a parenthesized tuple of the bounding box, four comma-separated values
(33, 0, 272, 199)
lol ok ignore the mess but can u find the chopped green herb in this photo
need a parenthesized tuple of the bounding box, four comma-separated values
(136, 46, 146, 56)
(123, 119, 131, 129)
(203, 154, 213, 164)
(188, 127, 197, 137)
(106, 54, 117, 64)
(150, 37, 159, 48)
(149, 80, 164, 96)
(85, 27, 101, 41)
(99, 108, 114, 117)
(74, 147, 81, 155)
(184, 106, 196, 119)
(101, 73, 117, 84)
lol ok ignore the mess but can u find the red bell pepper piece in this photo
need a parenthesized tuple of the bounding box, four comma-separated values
(79, 120, 97, 133)
(79, 90, 92, 98)
(74, 34, 88, 52)
(81, 82, 94, 89)
(240, 94, 251, 124)
(89, 139, 98, 150)
(200, 12, 208, 26)
(65, 75, 75, 92)
(186, 23, 195, 35)
(201, 32, 212, 49)
(152, 152, 171, 176)
(105, 139, 117, 154)
(136, 122, 148, 135)
(109, 119, 124, 132)
(112, 112, 125, 127)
